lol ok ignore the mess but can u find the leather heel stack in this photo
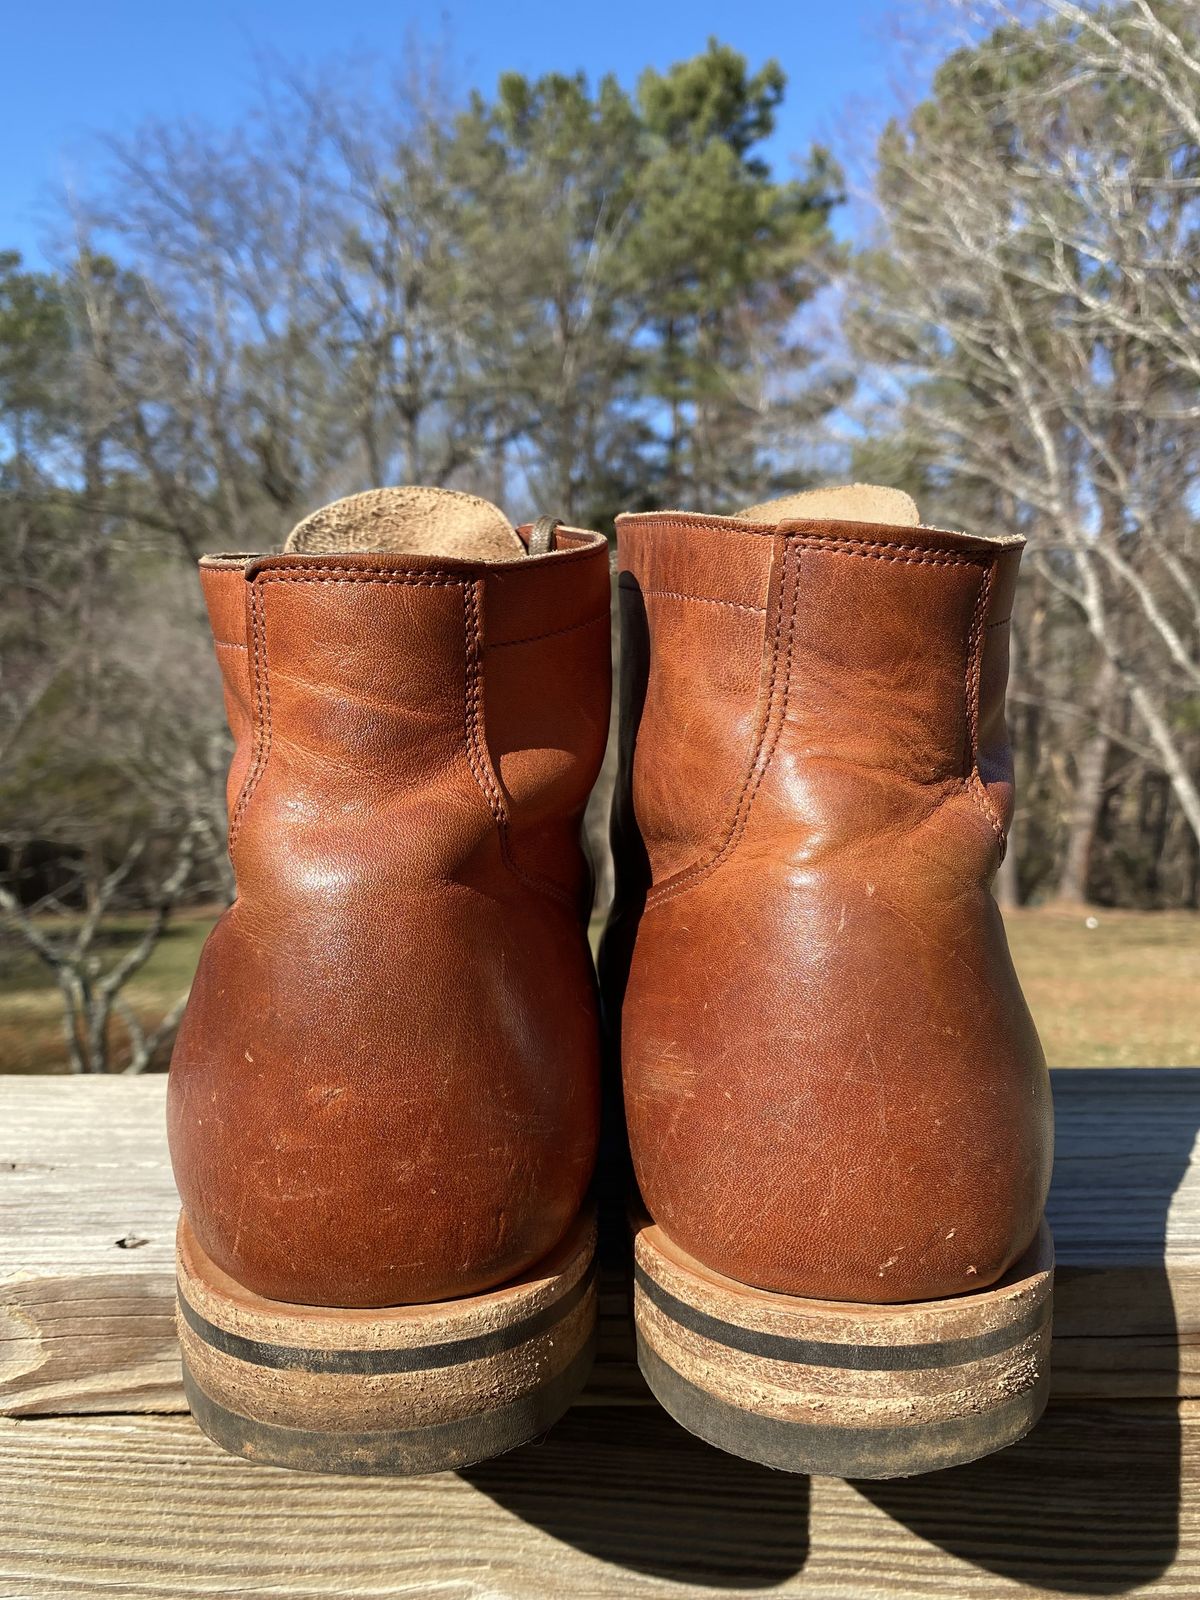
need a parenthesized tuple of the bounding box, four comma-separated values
(633, 1215, 1053, 1479)
(176, 1209, 597, 1476)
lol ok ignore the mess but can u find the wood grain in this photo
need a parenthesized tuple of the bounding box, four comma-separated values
(3, 1072, 1199, 1598)
(1, 1401, 1195, 1597)
(2, 1070, 1199, 1416)
(0, 1079, 180, 1415)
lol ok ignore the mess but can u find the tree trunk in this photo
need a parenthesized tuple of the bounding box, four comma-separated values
(1054, 658, 1118, 904)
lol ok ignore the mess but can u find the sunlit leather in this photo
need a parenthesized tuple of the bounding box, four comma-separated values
(168, 534, 610, 1308)
(604, 512, 1052, 1304)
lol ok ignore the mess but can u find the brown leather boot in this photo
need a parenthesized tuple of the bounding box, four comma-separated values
(168, 488, 610, 1475)
(603, 486, 1054, 1478)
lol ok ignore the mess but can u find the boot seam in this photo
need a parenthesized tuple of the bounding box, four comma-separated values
(638, 587, 766, 614)
(464, 580, 579, 912)
(788, 538, 986, 567)
(965, 563, 1009, 859)
(242, 569, 466, 587)
(621, 514, 1012, 564)
(646, 538, 800, 910)
(227, 567, 473, 852)
(640, 538, 1002, 908)
(229, 579, 270, 850)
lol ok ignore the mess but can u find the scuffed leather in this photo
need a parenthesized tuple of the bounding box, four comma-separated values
(168, 533, 610, 1308)
(603, 513, 1052, 1305)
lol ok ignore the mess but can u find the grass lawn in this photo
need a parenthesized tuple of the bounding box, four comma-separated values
(0, 909, 216, 1075)
(1004, 907, 1200, 1067)
(1, 905, 1197, 1073)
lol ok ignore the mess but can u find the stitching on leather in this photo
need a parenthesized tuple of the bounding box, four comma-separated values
(226, 565, 580, 911)
(249, 543, 606, 579)
(642, 589, 766, 614)
(228, 568, 458, 848)
(640, 520, 996, 566)
(788, 542, 984, 568)
(488, 610, 609, 648)
(213, 639, 247, 651)
(463, 581, 507, 829)
(463, 580, 577, 911)
(647, 540, 798, 909)
(639, 537, 1007, 907)
(229, 582, 270, 849)
(965, 564, 1007, 857)
(248, 572, 464, 587)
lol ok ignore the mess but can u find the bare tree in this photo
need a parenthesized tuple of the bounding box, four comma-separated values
(844, 0, 1200, 899)
(0, 820, 203, 1074)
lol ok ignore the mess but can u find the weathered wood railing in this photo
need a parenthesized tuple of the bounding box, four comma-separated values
(2, 1071, 1197, 1597)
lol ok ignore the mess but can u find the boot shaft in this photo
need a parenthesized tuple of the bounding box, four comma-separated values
(201, 535, 610, 908)
(612, 505, 1021, 903)
(606, 491, 1050, 1309)
(170, 494, 610, 1310)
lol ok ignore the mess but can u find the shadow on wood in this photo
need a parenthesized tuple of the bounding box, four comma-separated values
(859, 1400, 1182, 1596)
(463, 1406, 812, 1588)
(858, 1070, 1196, 1594)
(468, 1072, 1198, 1595)
(463, 1153, 816, 1588)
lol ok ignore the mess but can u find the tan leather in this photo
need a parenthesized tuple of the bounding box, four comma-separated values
(603, 494, 1052, 1305)
(736, 483, 921, 527)
(167, 493, 611, 1308)
(286, 486, 528, 561)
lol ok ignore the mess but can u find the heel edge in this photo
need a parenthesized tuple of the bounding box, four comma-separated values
(634, 1216, 1053, 1479)
(182, 1337, 595, 1476)
(178, 1206, 597, 1475)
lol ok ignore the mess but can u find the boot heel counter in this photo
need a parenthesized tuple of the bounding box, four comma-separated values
(613, 516, 775, 889)
(168, 901, 600, 1308)
(622, 876, 1050, 1304)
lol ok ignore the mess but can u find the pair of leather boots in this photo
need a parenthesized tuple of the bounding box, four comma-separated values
(167, 483, 1053, 1481)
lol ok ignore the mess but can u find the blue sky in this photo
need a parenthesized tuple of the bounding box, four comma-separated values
(3, 0, 910, 269)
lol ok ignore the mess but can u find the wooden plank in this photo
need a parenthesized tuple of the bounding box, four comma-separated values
(1045, 1069, 1200, 1398)
(2, 1070, 1198, 1415)
(1, 1079, 180, 1415)
(1, 1401, 1195, 1597)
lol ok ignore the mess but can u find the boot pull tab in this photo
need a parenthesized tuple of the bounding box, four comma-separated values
(527, 516, 561, 556)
